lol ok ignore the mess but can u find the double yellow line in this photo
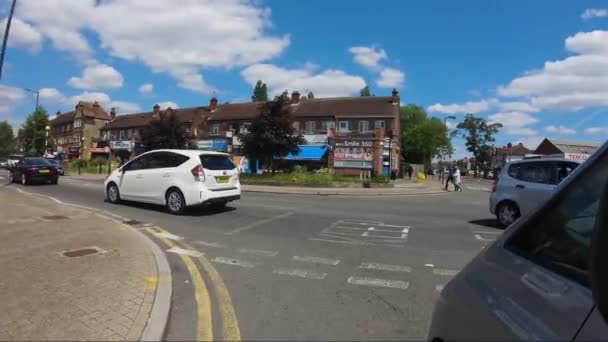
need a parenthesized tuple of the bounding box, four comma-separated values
(147, 226, 241, 341)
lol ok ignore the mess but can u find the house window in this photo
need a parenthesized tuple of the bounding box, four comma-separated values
(358, 120, 370, 132)
(338, 120, 350, 132)
(74, 119, 82, 128)
(305, 121, 316, 135)
(211, 124, 220, 136)
(321, 121, 335, 134)
(374, 120, 386, 129)
(127, 129, 132, 139)
(119, 130, 125, 140)
(239, 123, 250, 134)
(292, 121, 300, 131)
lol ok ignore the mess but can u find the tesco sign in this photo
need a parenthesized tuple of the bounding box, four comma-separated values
(565, 153, 590, 161)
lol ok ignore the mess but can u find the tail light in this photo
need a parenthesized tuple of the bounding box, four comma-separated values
(191, 164, 205, 182)
(26, 167, 38, 173)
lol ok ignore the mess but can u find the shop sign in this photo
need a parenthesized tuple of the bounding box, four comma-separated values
(334, 144, 373, 169)
(334, 139, 374, 148)
(197, 139, 229, 152)
(68, 146, 80, 154)
(110, 140, 133, 151)
(303, 135, 328, 145)
(565, 153, 590, 161)
(334, 160, 373, 169)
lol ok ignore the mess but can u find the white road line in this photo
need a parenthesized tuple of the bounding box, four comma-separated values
(0, 176, 5, 180)
(273, 268, 327, 280)
(435, 284, 445, 292)
(191, 240, 225, 248)
(225, 212, 295, 234)
(474, 234, 496, 241)
(335, 226, 405, 233)
(359, 262, 411, 273)
(237, 248, 278, 257)
(166, 247, 203, 258)
(326, 231, 406, 239)
(292, 255, 340, 266)
(347, 276, 410, 290)
(154, 232, 184, 241)
(433, 269, 459, 276)
(211, 257, 255, 268)
(309, 237, 365, 245)
(424, 263, 435, 268)
(339, 221, 408, 229)
(472, 230, 502, 235)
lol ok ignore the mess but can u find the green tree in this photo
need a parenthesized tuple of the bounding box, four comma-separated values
(142, 111, 189, 151)
(22, 106, 50, 155)
(307, 91, 315, 99)
(0, 121, 15, 157)
(252, 80, 269, 102)
(238, 91, 305, 171)
(360, 85, 372, 97)
(451, 113, 503, 177)
(400, 104, 452, 167)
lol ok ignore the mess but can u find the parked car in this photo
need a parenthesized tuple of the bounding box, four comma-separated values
(104, 149, 240, 214)
(9, 157, 59, 185)
(7, 154, 24, 168)
(429, 141, 608, 341)
(47, 159, 65, 176)
(490, 158, 580, 227)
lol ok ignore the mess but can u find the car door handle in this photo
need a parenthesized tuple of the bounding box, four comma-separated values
(136, 174, 143, 179)
(516, 184, 525, 189)
(162, 173, 171, 178)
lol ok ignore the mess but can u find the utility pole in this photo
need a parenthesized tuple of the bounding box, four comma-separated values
(24, 88, 39, 111)
(0, 0, 17, 80)
(440, 115, 456, 184)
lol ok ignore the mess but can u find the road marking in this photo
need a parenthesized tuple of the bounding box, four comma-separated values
(167, 247, 204, 258)
(359, 262, 411, 273)
(472, 230, 502, 235)
(0, 176, 4, 180)
(336, 226, 407, 234)
(155, 232, 184, 241)
(237, 248, 278, 257)
(212, 257, 255, 268)
(433, 268, 459, 276)
(424, 263, 435, 268)
(347, 276, 409, 290)
(436, 284, 445, 292)
(309, 238, 365, 245)
(225, 212, 295, 234)
(147, 228, 213, 341)
(292, 255, 340, 266)
(273, 267, 327, 280)
(192, 240, 226, 248)
(474, 234, 496, 241)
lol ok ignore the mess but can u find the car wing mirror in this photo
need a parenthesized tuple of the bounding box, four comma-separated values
(590, 178, 608, 323)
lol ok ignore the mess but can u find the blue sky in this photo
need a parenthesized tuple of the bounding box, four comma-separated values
(1, 0, 607, 158)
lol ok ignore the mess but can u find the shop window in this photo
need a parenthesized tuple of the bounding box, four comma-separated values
(305, 121, 316, 135)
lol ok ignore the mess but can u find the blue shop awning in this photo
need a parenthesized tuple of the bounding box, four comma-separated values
(282, 145, 329, 161)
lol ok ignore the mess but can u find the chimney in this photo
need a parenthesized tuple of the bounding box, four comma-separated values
(56, 111, 61, 117)
(153, 104, 160, 113)
(392, 89, 400, 104)
(291, 91, 301, 104)
(93, 101, 100, 107)
(507, 142, 513, 148)
(110, 107, 116, 119)
(210, 97, 218, 112)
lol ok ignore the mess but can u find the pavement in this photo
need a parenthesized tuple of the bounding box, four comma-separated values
(0, 185, 170, 341)
(1, 169, 501, 341)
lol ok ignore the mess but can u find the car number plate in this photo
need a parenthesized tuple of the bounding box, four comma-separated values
(216, 176, 230, 183)
(39, 169, 50, 174)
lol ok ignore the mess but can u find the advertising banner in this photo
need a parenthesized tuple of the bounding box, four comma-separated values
(334, 145, 373, 169)
(110, 141, 133, 151)
(197, 139, 229, 152)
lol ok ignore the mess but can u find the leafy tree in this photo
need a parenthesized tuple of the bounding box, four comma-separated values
(252, 80, 269, 102)
(360, 85, 372, 97)
(307, 91, 315, 99)
(238, 91, 305, 171)
(22, 106, 50, 155)
(400, 104, 452, 167)
(142, 111, 189, 151)
(0, 121, 15, 157)
(451, 113, 503, 177)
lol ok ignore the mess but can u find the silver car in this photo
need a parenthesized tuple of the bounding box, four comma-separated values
(429, 142, 608, 341)
(490, 158, 580, 227)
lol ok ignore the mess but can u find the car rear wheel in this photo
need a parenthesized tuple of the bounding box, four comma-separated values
(21, 174, 29, 185)
(497, 201, 519, 227)
(107, 183, 121, 204)
(50, 177, 58, 185)
(166, 189, 186, 215)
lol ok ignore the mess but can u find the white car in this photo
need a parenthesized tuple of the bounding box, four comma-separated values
(104, 149, 240, 214)
(490, 158, 580, 226)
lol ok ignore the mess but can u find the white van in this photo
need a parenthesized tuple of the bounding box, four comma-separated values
(429, 141, 608, 341)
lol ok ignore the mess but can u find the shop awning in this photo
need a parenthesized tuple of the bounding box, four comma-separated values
(282, 145, 329, 161)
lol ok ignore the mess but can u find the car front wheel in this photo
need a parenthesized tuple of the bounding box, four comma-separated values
(21, 174, 29, 185)
(8, 172, 14, 183)
(497, 202, 519, 227)
(166, 189, 186, 215)
(107, 183, 121, 204)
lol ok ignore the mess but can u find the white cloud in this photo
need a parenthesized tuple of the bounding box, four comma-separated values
(488, 111, 539, 128)
(139, 83, 154, 95)
(37, 88, 140, 114)
(545, 125, 577, 135)
(107, 101, 142, 114)
(427, 99, 493, 114)
(39, 87, 66, 103)
(497, 101, 539, 113)
(585, 127, 608, 135)
(0, 17, 43, 52)
(497, 30, 608, 111)
(582, 8, 608, 20)
(507, 127, 538, 136)
(68, 64, 124, 90)
(15, 0, 290, 93)
(0, 85, 26, 113)
(348, 46, 387, 71)
(156, 101, 179, 110)
(241, 63, 366, 98)
(376, 67, 405, 88)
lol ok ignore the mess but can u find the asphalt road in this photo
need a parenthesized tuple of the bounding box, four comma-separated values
(0, 170, 501, 341)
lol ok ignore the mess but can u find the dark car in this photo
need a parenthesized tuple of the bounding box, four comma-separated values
(9, 157, 59, 185)
(47, 159, 65, 176)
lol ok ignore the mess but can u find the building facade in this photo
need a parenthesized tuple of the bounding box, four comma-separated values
(491, 142, 532, 170)
(533, 138, 601, 162)
(49, 101, 112, 160)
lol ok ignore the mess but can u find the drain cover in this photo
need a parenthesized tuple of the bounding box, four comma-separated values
(42, 215, 69, 220)
(62, 247, 101, 258)
(123, 219, 141, 226)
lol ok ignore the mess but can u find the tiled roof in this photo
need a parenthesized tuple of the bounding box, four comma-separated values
(101, 106, 208, 130)
(549, 139, 601, 154)
(50, 101, 111, 125)
(207, 102, 264, 121)
(494, 143, 532, 156)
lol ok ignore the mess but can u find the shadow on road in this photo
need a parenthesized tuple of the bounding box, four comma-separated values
(104, 199, 237, 216)
(468, 218, 504, 229)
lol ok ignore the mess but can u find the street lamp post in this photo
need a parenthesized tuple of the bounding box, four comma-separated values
(44, 125, 51, 156)
(440, 115, 456, 184)
(24, 88, 39, 111)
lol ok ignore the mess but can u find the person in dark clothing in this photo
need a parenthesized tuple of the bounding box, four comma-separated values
(445, 167, 455, 190)
(407, 166, 413, 180)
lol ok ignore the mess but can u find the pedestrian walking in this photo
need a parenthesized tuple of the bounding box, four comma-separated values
(445, 166, 455, 190)
(454, 166, 463, 192)
(407, 165, 413, 180)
